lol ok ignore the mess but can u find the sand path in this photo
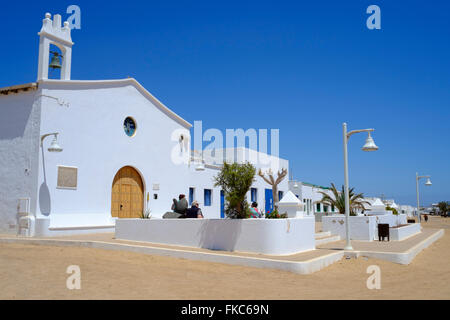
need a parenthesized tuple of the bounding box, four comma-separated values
(1, 216, 449, 299)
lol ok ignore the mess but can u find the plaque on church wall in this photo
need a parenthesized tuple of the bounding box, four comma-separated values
(57, 166, 78, 189)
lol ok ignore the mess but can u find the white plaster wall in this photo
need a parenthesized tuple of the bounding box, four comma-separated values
(31, 79, 290, 233)
(398, 214, 407, 225)
(35, 80, 193, 229)
(390, 223, 421, 241)
(116, 217, 315, 255)
(186, 160, 289, 218)
(0, 91, 41, 234)
(186, 165, 222, 218)
(371, 213, 407, 227)
(322, 215, 377, 241)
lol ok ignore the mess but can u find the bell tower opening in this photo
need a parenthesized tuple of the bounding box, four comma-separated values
(37, 12, 73, 81)
(48, 44, 63, 79)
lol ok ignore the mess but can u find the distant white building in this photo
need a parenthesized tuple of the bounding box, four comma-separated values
(288, 181, 339, 220)
(399, 205, 416, 217)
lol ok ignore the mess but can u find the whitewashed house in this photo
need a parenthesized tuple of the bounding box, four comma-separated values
(288, 181, 339, 221)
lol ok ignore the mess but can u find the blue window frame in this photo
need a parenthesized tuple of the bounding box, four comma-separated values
(189, 187, 194, 205)
(220, 190, 225, 218)
(204, 189, 212, 206)
(251, 188, 257, 202)
(278, 191, 284, 201)
(265, 188, 273, 213)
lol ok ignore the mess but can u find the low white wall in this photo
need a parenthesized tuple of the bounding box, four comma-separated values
(398, 214, 407, 225)
(115, 217, 315, 255)
(390, 223, 421, 241)
(322, 215, 377, 241)
(34, 217, 115, 237)
(323, 214, 417, 242)
(370, 213, 407, 227)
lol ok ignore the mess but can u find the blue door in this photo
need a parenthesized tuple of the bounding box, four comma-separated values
(265, 188, 273, 213)
(220, 190, 225, 218)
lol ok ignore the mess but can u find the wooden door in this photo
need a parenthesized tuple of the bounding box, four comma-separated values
(111, 166, 144, 218)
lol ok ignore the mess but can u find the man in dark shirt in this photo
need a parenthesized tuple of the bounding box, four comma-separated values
(186, 201, 204, 218)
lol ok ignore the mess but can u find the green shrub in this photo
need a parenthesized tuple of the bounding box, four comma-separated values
(214, 162, 256, 219)
(265, 209, 288, 219)
(386, 206, 398, 215)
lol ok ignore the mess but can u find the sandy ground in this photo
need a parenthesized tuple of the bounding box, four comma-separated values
(1, 216, 449, 300)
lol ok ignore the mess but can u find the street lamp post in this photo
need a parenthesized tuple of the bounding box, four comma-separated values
(40, 132, 63, 152)
(415, 173, 432, 223)
(342, 123, 378, 250)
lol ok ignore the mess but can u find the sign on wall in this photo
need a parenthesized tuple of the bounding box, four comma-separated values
(57, 166, 78, 189)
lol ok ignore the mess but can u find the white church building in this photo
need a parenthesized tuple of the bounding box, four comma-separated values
(0, 12, 292, 237)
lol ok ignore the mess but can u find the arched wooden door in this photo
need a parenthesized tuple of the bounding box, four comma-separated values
(111, 166, 144, 218)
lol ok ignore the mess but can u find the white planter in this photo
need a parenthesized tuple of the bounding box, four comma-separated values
(390, 223, 421, 241)
(115, 217, 315, 255)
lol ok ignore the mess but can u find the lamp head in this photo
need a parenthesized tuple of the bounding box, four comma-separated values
(48, 135, 63, 152)
(362, 132, 378, 151)
(425, 178, 432, 186)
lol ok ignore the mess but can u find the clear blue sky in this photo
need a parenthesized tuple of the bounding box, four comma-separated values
(1, 0, 449, 206)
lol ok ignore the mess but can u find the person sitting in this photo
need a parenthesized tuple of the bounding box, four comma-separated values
(171, 194, 188, 215)
(249, 202, 261, 218)
(163, 194, 189, 219)
(185, 201, 204, 218)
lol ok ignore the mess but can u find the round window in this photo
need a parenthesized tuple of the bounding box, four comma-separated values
(123, 117, 136, 137)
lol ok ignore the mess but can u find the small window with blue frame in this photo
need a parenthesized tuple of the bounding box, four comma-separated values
(251, 188, 257, 202)
(204, 189, 212, 206)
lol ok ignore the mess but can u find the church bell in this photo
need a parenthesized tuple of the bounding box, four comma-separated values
(49, 52, 62, 69)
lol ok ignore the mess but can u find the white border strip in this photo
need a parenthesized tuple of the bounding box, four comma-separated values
(0, 237, 342, 274)
(344, 229, 444, 265)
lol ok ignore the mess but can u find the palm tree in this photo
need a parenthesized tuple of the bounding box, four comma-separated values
(318, 183, 370, 215)
(437, 201, 449, 216)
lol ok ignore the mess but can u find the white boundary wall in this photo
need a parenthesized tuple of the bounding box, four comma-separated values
(116, 217, 315, 255)
(390, 223, 421, 241)
(322, 215, 377, 241)
(323, 214, 415, 241)
(368, 212, 407, 227)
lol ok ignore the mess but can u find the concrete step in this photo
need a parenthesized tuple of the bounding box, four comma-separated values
(315, 231, 331, 239)
(315, 235, 341, 246)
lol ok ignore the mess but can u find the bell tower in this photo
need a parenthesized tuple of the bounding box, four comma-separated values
(37, 13, 73, 81)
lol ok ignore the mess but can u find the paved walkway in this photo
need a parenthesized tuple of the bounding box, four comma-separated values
(0, 232, 336, 262)
(317, 228, 440, 252)
(0, 226, 444, 273)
